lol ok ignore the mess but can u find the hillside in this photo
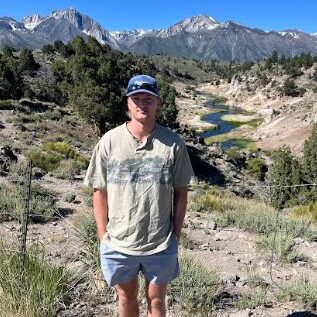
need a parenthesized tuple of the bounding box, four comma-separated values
(1, 47, 317, 316)
(173, 56, 317, 156)
(1, 100, 317, 316)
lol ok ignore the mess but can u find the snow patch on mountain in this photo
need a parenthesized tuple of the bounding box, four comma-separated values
(23, 14, 45, 30)
(157, 15, 220, 37)
(279, 31, 300, 38)
(110, 29, 153, 39)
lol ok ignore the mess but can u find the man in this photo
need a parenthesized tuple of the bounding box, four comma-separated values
(84, 74, 194, 317)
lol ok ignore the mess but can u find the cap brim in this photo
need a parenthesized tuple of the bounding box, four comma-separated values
(126, 89, 159, 97)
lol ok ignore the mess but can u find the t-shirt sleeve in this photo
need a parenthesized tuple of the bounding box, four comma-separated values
(83, 139, 108, 190)
(172, 141, 194, 187)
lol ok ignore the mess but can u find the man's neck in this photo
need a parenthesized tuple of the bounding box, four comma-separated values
(127, 120, 156, 142)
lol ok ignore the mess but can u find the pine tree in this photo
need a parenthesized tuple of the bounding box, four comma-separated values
(282, 78, 299, 97)
(271, 147, 298, 208)
(0, 54, 23, 99)
(157, 80, 179, 129)
(303, 124, 317, 200)
(19, 49, 39, 72)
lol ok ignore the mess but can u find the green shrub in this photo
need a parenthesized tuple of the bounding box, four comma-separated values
(52, 159, 84, 179)
(170, 253, 220, 316)
(0, 241, 70, 317)
(44, 142, 88, 163)
(282, 78, 301, 97)
(73, 211, 100, 271)
(0, 182, 58, 223)
(0, 182, 20, 222)
(43, 110, 62, 121)
(215, 198, 315, 239)
(246, 157, 267, 181)
(256, 232, 308, 263)
(44, 142, 74, 158)
(64, 192, 76, 203)
(29, 183, 59, 223)
(0, 100, 14, 110)
(8, 161, 46, 184)
(236, 290, 267, 309)
(83, 186, 93, 208)
(28, 142, 88, 173)
(189, 191, 223, 213)
(270, 147, 305, 208)
(225, 148, 245, 163)
(277, 276, 317, 307)
(189, 187, 225, 213)
(244, 274, 268, 289)
(292, 202, 317, 222)
(28, 150, 61, 172)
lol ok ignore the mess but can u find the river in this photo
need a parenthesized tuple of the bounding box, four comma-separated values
(199, 101, 250, 148)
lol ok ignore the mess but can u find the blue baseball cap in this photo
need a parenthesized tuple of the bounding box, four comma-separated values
(126, 75, 159, 97)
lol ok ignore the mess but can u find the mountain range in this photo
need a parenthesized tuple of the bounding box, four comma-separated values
(1, 7, 317, 61)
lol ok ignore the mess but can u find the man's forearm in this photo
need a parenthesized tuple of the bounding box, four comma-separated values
(173, 186, 188, 239)
(93, 189, 109, 241)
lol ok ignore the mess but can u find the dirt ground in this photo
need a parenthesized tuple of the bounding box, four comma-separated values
(2, 182, 317, 316)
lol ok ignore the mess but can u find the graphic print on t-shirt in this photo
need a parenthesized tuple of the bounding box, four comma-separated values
(107, 157, 173, 184)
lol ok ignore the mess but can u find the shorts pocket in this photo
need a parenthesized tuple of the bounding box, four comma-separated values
(100, 242, 113, 255)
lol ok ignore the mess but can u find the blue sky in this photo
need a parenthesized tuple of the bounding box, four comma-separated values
(1, 0, 317, 33)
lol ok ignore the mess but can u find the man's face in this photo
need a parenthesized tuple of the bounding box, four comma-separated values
(127, 93, 160, 124)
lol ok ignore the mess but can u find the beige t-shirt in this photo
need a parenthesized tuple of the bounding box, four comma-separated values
(84, 123, 194, 255)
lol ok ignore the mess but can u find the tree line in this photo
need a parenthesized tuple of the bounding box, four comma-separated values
(0, 36, 179, 136)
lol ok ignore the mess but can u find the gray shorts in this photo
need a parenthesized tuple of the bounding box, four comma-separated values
(99, 236, 179, 287)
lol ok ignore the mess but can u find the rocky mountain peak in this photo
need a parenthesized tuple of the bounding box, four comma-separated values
(51, 7, 78, 17)
(45, 7, 119, 48)
(180, 14, 219, 30)
(278, 29, 315, 39)
(22, 14, 45, 30)
(50, 7, 84, 28)
(110, 28, 155, 49)
(0, 17, 25, 31)
(157, 14, 220, 37)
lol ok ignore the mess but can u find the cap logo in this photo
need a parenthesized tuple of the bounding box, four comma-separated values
(126, 75, 159, 97)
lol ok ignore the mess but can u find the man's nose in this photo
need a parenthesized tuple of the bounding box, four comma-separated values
(136, 100, 148, 107)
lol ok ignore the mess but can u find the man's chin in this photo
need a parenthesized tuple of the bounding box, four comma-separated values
(136, 114, 149, 120)
(135, 116, 155, 124)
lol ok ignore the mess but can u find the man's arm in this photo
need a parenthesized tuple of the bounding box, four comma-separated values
(93, 189, 109, 241)
(173, 186, 188, 240)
